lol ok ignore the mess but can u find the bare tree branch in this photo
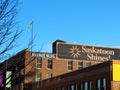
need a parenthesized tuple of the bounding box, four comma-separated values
(0, 0, 20, 60)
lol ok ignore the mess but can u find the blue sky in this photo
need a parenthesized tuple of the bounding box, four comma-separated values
(16, 0, 120, 53)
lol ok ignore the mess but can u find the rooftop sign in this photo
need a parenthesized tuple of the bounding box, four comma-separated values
(57, 43, 120, 61)
(32, 52, 56, 59)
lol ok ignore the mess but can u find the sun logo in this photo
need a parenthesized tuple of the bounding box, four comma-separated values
(69, 45, 81, 59)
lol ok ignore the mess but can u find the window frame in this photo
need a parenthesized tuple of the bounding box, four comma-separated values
(78, 61, 83, 70)
(89, 81, 92, 90)
(97, 79, 101, 90)
(35, 72, 41, 82)
(80, 82, 83, 90)
(86, 62, 91, 67)
(102, 78, 106, 90)
(84, 82, 88, 90)
(47, 73, 53, 79)
(36, 57, 42, 68)
(47, 58, 53, 69)
(68, 60, 73, 71)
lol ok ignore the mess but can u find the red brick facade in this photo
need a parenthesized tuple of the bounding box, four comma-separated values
(25, 60, 120, 90)
(0, 40, 120, 90)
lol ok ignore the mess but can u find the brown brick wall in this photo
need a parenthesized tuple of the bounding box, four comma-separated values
(111, 81, 120, 90)
(31, 61, 112, 90)
(24, 49, 36, 83)
(0, 48, 116, 90)
(30, 58, 98, 81)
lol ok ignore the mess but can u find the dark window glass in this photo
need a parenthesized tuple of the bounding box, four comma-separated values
(47, 59, 52, 69)
(68, 61, 73, 71)
(78, 61, 83, 70)
(84, 82, 88, 90)
(86, 62, 91, 67)
(102, 78, 106, 90)
(80, 83, 83, 90)
(97, 79, 101, 90)
(89, 81, 92, 90)
(36, 72, 41, 81)
(36, 57, 42, 68)
(47, 73, 52, 79)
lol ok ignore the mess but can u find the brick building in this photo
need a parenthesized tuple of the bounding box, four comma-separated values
(27, 60, 120, 90)
(0, 40, 120, 90)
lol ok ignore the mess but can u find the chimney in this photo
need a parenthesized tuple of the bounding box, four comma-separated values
(52, 40, 66, 54)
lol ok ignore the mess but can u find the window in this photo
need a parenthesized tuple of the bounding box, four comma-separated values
(71, 85, 75, 90)
(47, 59, 53, 69)
(86, 62, 91, 67)
(97, 79, 101, 90)
(36, 57, 42, 68)
(79, 83, 83, 90)
(35, 72, 41, 81)
(71, 84, 77, 90)
(75, 84, 78, 90)
(68, 61, 73, 71)
(78, 61, 83, 70)
(84, 82, 88, 90)
(67, 85, 71, 90)
(61, 87, 64, 90)
(47, 73, 52, 79)
(89, 81, 92, 90)
(102, 78, 106, 90)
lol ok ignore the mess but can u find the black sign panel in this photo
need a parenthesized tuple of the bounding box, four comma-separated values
(57, 43, 120, 61)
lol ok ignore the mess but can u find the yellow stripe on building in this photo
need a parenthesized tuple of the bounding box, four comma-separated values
(113, 63, 120, 81)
